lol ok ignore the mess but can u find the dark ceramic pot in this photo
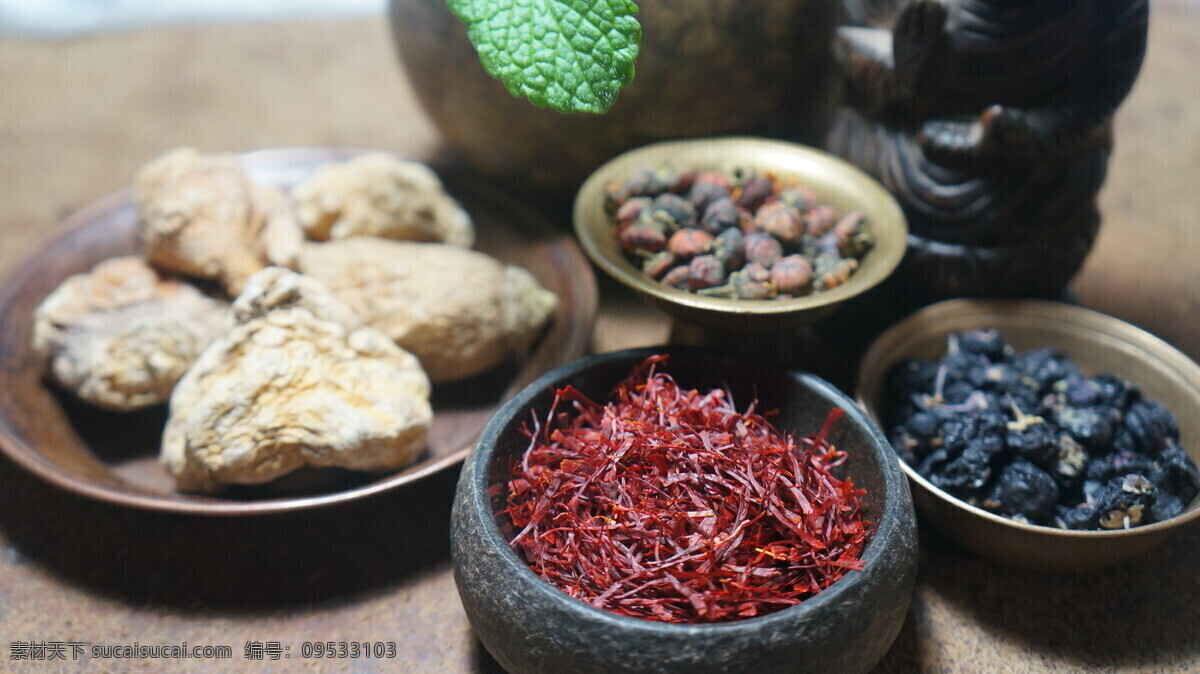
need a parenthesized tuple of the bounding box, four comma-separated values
(451, 347, 917, 674)
(389, 0, 836, 191)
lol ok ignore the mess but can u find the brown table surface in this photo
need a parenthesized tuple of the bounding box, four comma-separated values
(2, 4, 1199, 672)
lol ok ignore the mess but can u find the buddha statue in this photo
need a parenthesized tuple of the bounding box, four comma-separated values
(828, 0, 1149, 298)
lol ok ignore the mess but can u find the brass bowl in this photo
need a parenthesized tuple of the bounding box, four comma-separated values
(573, 138, 907, 333)
(856, 299, 1200, 569)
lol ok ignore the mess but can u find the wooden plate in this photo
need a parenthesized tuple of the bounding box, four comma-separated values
(0, 148, 596, 515)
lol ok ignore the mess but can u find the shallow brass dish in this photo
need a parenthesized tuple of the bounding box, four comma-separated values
(573, 137, 907, 333)
(856, 299, 1200, 569)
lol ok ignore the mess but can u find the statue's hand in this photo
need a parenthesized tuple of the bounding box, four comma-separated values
(917, 117, 983, 164)
(919, 106, 1035, 164)
(893, 0, 948, 96)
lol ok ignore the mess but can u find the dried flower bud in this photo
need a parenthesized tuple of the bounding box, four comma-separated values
(737, 208, 758, 235)
(688, 255, 725, 290)
(834, 210, 867, 239)
(744, 232, 783, 268)
(624, 165, 667, 197)
(661, 265, 691, 290)
(699, 265, 778, 300)
(712, 227, 745, 269)
(603, 181, 630, 214)
(839, 231, 874, 258)
(742, 262, 772, 283)
(814, 255, 859, 290)
(778, 186, 815, 213)
(695, 170, 730, 189)
(688, 175, 729, 212)
(799, 233, 820, 258)
(642, 251, 677, 279)
(644, 209, 683, 235)
(736, 176, 775, 211)
(832, 211, 873, 257)
(669, 167, 697, 195)
(771, 255, 814, 295)
(755, 201, 804, 245)
(818, 231, 842, 257)
(700, 197, 740, 234)
(618, 222, 667, 255)
(667, 228, 714, 259)
(651, 193, 698, 229)
(616, 197, 652, 228)
(806, 204, 837, 237)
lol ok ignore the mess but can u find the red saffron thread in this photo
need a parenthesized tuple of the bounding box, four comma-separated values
(503, 355, 870, 623)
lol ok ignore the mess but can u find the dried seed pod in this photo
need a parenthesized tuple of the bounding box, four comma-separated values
(300, 237, 558, 382)
(818, 231, 843, 257)
(666, 228, 714, 259)
(743, 232, 784, 268)
(832, 210, 874, 257)
(741, 262, 772, 283)
(641, 251, 677, 279)
(31, 256, 229, 411)
(699, 197, 740, 234)
(619, 222, 668, 255)
(833, 210, 868, 239)
(841, 230, 875, 258)
(737, 208, 758, 235)
(160, 267, 432, 493)
(603, 181, 630, 214)
(814, 254, 859, 290)
(755, 201, 804, 245)
(687, 174, 729, 212)
(736, 176, 775, 211)
(668, 167, 697, 195)
(699, 264, 777, 300)
(660, 265, 691, 290)
(615, 196, 653, 228)
(800, 233, 821, 258)
(624, 165, 667, 197)
(771, 255, 815, 296)
(778, 186, 815, 212)
(136, 147, 304, 295)
(291, 153, 473, 247)
(805, 204, 837, 237)
(687, 255, 725, 291)
(712, 227, 745, 269)
(651, 193, 698, 229)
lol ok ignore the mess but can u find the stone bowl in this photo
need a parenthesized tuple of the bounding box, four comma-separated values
(574, 137, 908, 333)
(856, 299, 1200, 569)
(452, 347, 917, 674)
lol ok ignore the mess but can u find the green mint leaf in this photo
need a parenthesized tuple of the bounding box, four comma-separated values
(446, 0, 641, 114)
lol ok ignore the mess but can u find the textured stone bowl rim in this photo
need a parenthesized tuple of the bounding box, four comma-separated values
(459, 345, 914, 636)
(573, 137, 908, 331)
(0, 147, 597, 516)
(856, 298, 1200, 540)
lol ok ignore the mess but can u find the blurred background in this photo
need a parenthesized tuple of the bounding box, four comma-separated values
(0, 0, 385, 37)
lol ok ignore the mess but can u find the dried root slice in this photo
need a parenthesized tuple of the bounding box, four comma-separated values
(299, 237, 558, 382)
(135, 147, 303, 294)
(31, 256, 228, 411)
(291, 153, 474, 246)
(161, 267, 432, 493)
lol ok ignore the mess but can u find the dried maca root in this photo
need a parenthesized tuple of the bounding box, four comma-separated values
(885, 329, 1200, 530)
(602, 165, 873, 300)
